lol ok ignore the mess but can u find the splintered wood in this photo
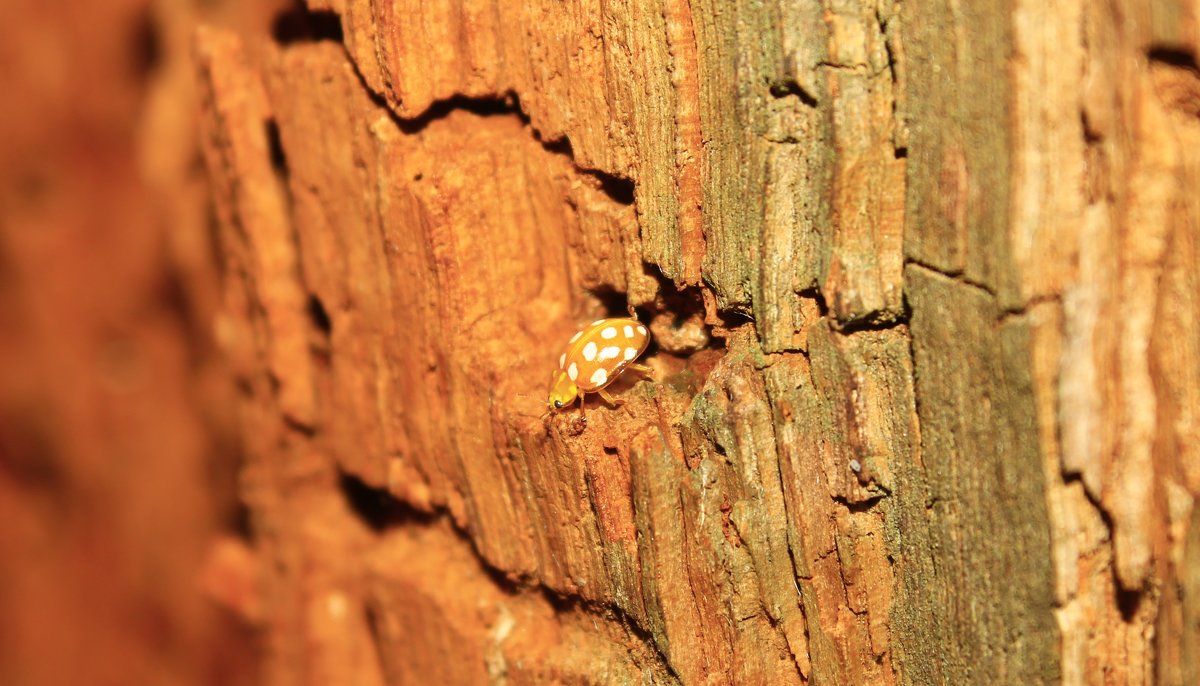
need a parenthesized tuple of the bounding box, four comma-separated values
(196, 1, 1199, 683)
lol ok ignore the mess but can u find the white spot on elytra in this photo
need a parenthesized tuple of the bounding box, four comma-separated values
(582, 341, 598, 361)
(624, 347, 638, 360)
(569, 330, 583, 343)
(599, 346, 620, 361)
(636, 325, 646, 335)
(849, 459, 862, 473)
(567, 362, 578, 381)
(600, 326, 617, 339)
(559, 353, 566, 367)
(624, 325, 634, 338)
(590, 368, 608, 386)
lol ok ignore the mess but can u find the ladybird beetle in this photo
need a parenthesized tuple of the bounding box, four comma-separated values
(548, 317, 653, 415)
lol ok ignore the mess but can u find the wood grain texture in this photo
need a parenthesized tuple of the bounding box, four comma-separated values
(193, 0, 1200, 683)
(901, 265, 1059, 684)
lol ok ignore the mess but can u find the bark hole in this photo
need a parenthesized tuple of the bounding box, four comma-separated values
(1116, 584, 1145, 623)
(339, 471, 432, 532)
(264, 119, 288, 178)
(307, 293, 332, 337)
(1147, 47, 1200, 72)
(769, 79, 819, 109)
(271, 4, 344, 45)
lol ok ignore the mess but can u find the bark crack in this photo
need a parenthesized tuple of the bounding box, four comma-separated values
(904, 258, 997, 297)
(337, 468, 683, 682)
(321, 27, 638, 209)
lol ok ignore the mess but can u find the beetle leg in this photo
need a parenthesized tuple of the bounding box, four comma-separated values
(627, 363, 655, 380)
(560, 394, 587, 434)
(596, 387, 625, 407)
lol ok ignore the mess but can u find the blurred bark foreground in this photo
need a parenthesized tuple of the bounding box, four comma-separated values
(195, 1, 1200, 684)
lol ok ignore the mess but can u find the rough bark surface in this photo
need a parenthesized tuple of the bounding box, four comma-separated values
(192, 1, 1200, 684)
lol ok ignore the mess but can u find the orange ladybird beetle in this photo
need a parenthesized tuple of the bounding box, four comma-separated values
(548, 317, 653, 415)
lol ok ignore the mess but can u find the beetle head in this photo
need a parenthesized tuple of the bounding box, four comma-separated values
(547, 370, 579, 412)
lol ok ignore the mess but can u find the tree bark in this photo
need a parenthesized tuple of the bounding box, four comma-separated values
(196, 1, 1200, 684)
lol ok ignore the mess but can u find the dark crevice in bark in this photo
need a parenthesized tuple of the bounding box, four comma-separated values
(580, 270, 723, 366)
(590, 171, 636, 206)
(527, 125, 635, 206)
(1081, 109, 1103, 143)
(641, 273, 729, 363)
(832, 493, 887, 513)
(271, 4, 344, 45)
(1115, 583, 1146, 623)
(130, 7, 162, 82)
(317, 30, 638, 209)
(650, 284, 710, 349)
(535, 587, 684, 684)
(392, 93, 526, 134)
(1147, 47, 1200, 119)
(799, 286, 831, 321)
(337, 469, 682, 682)
(281, 414, 316, 437)
(333, 454, 678, 679)
(878, 3, 907, 159)
(229, 497, 254, 541)
(307, 293, 332, 336)
(998, 294, 1060, 323)
(264, 119, 288, 178)
(900, 284, 927, 500)
(796, 284, 909, 335)
(905, 259, 997, 297)
(1060, 469, 1103, 531)
(769, 79, 819, 109)
(1064, 475, 1149, 614)
(362, 602, 394, 684)
(1147, 46, 1200, 72)
(654, 277, 709, 325)
(834, 299, 912, 334)
(592, 286, 640, 320)
(339, 470, 436, 533)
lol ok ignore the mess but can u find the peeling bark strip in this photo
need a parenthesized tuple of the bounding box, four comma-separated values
(664, 0, 707, 286)
(196, 0, 1199, 683)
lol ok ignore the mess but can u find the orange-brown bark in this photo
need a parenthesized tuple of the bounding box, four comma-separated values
(0, 2, 272, 685)
(5, 0, 1192, 685)
(191, 0, 1200, 683)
